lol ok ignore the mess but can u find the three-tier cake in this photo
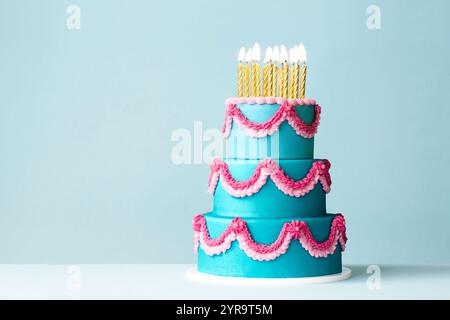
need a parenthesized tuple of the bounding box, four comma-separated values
(191, 43, 347, 278)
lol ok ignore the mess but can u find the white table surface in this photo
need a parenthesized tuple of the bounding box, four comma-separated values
(0, 264, 449, 299)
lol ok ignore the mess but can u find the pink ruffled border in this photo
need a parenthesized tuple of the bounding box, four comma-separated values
(224, 97, 317, 106)
(192, 214, 347, 260)
(222, 100, 321, 139)
(208, 158, 331, 197)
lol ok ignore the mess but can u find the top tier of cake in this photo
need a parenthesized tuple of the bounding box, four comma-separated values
(223, 97, 320, 160)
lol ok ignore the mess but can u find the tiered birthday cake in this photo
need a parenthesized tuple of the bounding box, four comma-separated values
(192, 43, 347, 278)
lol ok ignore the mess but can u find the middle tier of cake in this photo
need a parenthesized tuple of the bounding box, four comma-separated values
(209, 158, 331, 218)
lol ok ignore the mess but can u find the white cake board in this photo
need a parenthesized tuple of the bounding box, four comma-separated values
(186, 266, 351, 286)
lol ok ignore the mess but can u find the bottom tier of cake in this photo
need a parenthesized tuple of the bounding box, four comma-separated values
(193, 213, 347, 278)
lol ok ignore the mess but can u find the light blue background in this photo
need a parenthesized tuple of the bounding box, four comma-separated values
(0, 0, 449, 264)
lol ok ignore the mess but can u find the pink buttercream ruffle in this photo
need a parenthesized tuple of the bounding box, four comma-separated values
(222, 100, 321, 139)
(224, 97, 317, 106)
(192, 214, 347, 260)
(208, 158, 331, 197)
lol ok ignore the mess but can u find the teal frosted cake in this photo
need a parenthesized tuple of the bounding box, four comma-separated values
(192, 43, 347, 278)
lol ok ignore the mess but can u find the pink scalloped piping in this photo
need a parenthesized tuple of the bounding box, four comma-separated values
(224, 97, 317, 106)
(222, 100, 321, 139)
(192, 214, 347, 260)
(208, 158, 331, 197)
